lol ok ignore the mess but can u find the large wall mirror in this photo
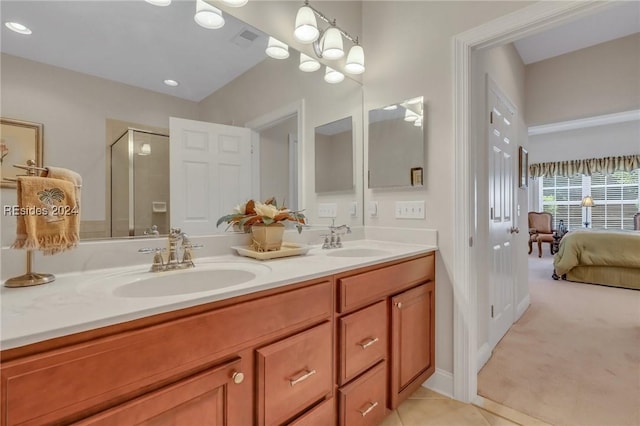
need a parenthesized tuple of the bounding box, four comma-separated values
(0, 1, 364, 242)
(368, 96, 425, 188)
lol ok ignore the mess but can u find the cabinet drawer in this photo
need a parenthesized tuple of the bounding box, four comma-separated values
(257, 322, 333, 426)
(2, 281, 332, 426)
(337, 254, 434, 312)
(338, 361, 387, 426)
(339, 301, 387, 385)
(288, 398, 335, 426)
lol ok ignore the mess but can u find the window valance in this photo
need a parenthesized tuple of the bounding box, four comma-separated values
(529, 155, 640, 178)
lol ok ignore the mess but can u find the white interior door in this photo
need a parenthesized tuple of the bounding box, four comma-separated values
(487, 79, 517, 349)
(170, 117, 253, 235)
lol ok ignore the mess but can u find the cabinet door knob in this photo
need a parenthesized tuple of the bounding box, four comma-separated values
(358, 337, 379, 349)
(289, 369, 317, 387)
(395, 302, 402, 309)
(359, 401, 378, 417)
(232, 371, 245, 384)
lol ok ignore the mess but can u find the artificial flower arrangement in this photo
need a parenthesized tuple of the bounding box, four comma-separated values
(216, 197, 306, 234)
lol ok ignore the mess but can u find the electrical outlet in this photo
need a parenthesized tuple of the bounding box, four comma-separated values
(318, 203, 338, 218)
(395, 201, 425, 219)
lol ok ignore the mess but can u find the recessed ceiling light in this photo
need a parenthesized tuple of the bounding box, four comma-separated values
(145, 0, 172, 6)
(5, 22, 32, 35)
(164, 79, 179, 87)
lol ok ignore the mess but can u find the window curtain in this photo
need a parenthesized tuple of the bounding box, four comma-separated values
(529, 154, 640, 178)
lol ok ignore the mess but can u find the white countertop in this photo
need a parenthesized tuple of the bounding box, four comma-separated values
(1, 240, 436, 350)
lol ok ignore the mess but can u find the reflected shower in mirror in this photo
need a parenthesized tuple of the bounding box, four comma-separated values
(315, 117, 354, 193)
(111, 129, 170, 238)
(368, 97, 424, 188)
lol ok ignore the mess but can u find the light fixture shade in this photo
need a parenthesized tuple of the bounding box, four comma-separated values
(5, 22, 32, 35)
(345, 45, 365, 74)
(321, 27, 344, 60)
(163, 79, 179, 87)
(221, 0, 248, 7)
(139, 143, 152, 156)
(294, 6, 319, 43)
(145, 0, 171, 6)
(324, 66, 344, 84)
(266, 37, 289, 59)
(404, 109, 419, 122)
(194, 0, 225, 29)
(581, 195, 595, 207)
(299, 53, 320, 72)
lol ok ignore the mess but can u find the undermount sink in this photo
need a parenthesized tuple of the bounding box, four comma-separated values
(325, 248, 391, 258)
(79, 262, 271, 298)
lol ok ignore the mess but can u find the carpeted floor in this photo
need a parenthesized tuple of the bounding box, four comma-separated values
(477, 254, 640, 426)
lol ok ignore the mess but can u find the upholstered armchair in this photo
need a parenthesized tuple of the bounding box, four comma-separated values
(634, 212, 640, 231)
(528, 212, 555, 257)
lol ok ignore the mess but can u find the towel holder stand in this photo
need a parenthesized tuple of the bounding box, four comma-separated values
(3, 160, 56, 288)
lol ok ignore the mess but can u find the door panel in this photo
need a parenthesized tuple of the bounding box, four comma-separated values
(487, 78, 516, 350)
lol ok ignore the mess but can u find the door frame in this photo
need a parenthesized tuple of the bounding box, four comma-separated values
(452, 1, 616, 403)
(244, 99, 305, 208)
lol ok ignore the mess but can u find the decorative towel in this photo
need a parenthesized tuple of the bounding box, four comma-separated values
(43, 166, 82, 209)
(11, 176, 80, 255)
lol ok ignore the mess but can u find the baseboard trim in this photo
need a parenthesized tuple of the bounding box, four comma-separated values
(477, 342, 492, 372)
(516, 294, 531, 321)
(423, 368, 454, 398)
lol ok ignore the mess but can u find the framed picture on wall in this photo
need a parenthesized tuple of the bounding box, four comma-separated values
(1, 118, 44, 188)
(518, 146, 528, 189)
(410, 167, 423, 186)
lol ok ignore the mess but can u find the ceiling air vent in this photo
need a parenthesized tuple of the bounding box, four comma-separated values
(231, 29, 259, 48)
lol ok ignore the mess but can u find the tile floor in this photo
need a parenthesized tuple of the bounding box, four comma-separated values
(379, 387, 537, 426)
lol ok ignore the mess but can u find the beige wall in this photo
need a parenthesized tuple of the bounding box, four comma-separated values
(525, 33, 640, 126)
(472, 43, 527, 365)
(362, 1, 531, 375)
(259, 116, 297, 204)
(315, 129, 353, 193)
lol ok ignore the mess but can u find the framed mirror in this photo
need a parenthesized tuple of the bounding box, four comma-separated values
(0, 118, 43, 188)
(368, 96, 424, 188)
(315, 116, 354, 193)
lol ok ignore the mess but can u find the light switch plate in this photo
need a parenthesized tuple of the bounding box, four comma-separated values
(368, 201, 378, 217)
(395, 201, 425, 219)
(318, 203, 338, 218)
(350, 201, 358, 217)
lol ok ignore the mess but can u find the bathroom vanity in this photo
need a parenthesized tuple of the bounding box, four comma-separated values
(0, 243, 436, 426)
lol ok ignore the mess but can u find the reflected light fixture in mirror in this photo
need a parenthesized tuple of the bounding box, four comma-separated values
(145, 0, 171, 6)
(5, 22, 32, 35)
(294, 5, 319, 43)
(221, 0, 249, 7)
(138, 143, 152, 156)
(266, 37, 290, 59)
(324, 66, 344, 84)
(300, 53, 321, 72)
(194, 0, 225, 29)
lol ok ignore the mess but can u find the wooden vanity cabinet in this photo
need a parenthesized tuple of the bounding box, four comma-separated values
(1, 251, 436, 426)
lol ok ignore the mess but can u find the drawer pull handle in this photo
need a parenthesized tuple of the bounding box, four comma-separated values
(289, 369, 317, 387)
(395, 302, 403, 309)
(231, 371, 244, 385)
(359, 401, 378, 417)
(358, 337, 379, 349)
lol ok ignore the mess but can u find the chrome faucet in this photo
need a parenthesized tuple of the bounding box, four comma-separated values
(139, 227, 202, 272)
(322, 220, 351, 249)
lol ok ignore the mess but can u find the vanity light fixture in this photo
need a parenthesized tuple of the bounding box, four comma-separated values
(299, 53, 320, 72)
(345, 45, 365, 74)
(324, 66, 344, 84)
(294, 5, 319, 43)
(194, 0, 225, 29)
(145, 0, 172, 6)
(163, 79, 179, 87)
(404, 109, 419, 122)
(5, 22, 32, 35)
(294, 1, 364, 75)
(414, 118, 423, 127)
(221, 0, 249, 7)
(265, 37, 289, 59)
